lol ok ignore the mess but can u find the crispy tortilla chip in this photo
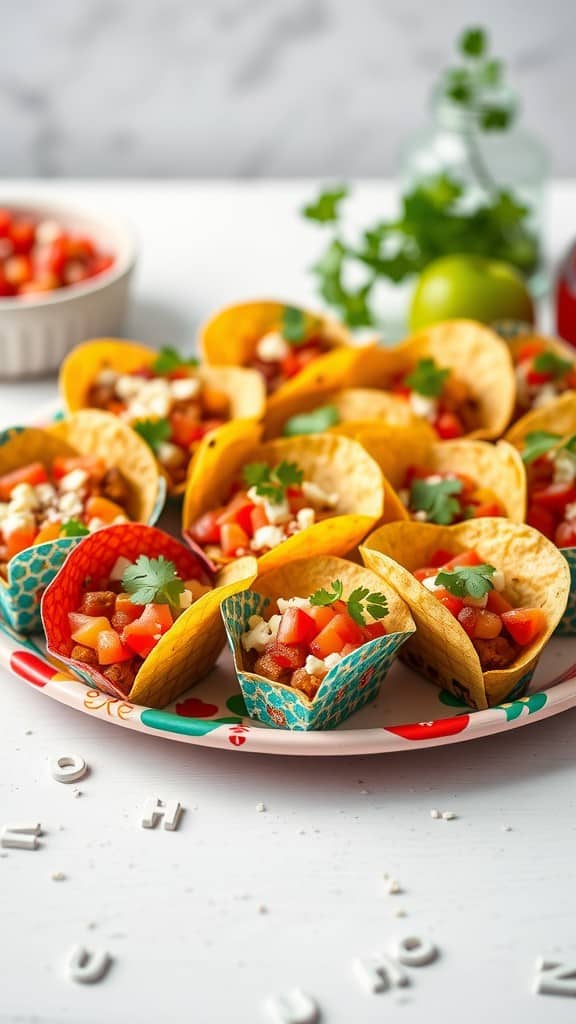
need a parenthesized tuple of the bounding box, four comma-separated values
(505, 392, 576, 448)
(350, 319, 516, 439)
(361, 519, 569, 710)
(264, 387, 425, 440)
(182, 422, 384, 574)
(347, 423, 526, 525)
(41, 523, 257, 708)
(221, 555, 415, 730)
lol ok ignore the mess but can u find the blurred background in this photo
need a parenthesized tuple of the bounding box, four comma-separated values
(0, 0, 574, 179)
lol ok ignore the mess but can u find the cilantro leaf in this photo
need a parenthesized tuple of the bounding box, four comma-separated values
(302, 185, 349, 224)
(521, 430, 562, 464)
(532, 351, 573, 379)
(348, 586, 389, 626)
(405, 358, 450, 398)
(283, 404, 341, 437)
(242, 460, 304, 504)
(151, 346, 198, 376)
(60, 519, 89, 538)
(281, 306, 307, 345)
(122, 555, 184, 611)
(460, 27, 486, 58)
(435, 564, 496, 599)
(309, 580, 344, 607)
(133, 417, 171, 454)
(410, 478, 463, 525)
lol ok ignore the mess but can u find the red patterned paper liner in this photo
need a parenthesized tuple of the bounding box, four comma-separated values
(41, 523, 212, 698)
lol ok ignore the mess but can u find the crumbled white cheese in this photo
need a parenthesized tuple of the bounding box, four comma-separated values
(532, 383, 560, 409)
(409, 392, 438, 420)
(157, 442, 185, 468)
(57, 492, 84, 518)
(398, 489, 410, 506)
(115, 374, 144, 400)
(35, 219, 62, 246)
(59, 469, 89, 493)
(324, 652, 342, 670)
(171, 377, 200, 401)
(179, 589, 193, 610)
(412, 510, 428, 522)
(422, 575, 441, 593)
(2, 511, 35, 537)
(277, 597, 312, 613)
(250, 525, 286, 551)
(256, 331, 290, 362)
(305, 654, 329, 678)
(126, 379, 172, 420)
(9, 483, 39, 511)
(0, 502, 9, 526)
(241, 615, 278, 653)
(88, 517, 105, 533)
(35, 483, 56, 506)
(553, 449, 576, 486)
(296, 507, 316, 530)
(565, 502, 576, 521)
(301, 480, 339, 508)
(95, 367, 119, 387)
(247, 486, 291, 525)
(424, 473, 443, 485)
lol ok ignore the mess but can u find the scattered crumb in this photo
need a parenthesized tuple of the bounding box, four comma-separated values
(394, 908, 408, 918)
(51, 871, 66, 881)
(384, 877, 402, 894)
(256, 803, 266, 813)
(24, 730, 33, 736)
(72, 788, 82, 798)
(257, 904, 268, 915)
(442, 811, 457, 821)
(297, 829, 306, 835)
(359, 789, 370, 795)
(502, 825, 513, 832)
(430, 808, 441, 819)
(86, 922, 98, 930)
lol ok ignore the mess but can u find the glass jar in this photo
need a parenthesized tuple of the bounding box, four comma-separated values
(399, 79, 549, 292)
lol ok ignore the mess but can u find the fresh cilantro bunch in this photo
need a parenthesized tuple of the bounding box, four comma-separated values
(410, 478, 463, 526)
(445, 27, 513, 133)
(310, 579, 389, 626)
(243, 460, 304, 504)
(435, 563, 496, 599)
(133, 418, 171, 454)
(122, 555, 184, 611)
(151, 346, 198, 376)
(405, 358, 450, 398)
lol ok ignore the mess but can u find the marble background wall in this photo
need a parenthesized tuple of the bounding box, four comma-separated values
(0, 0, 574, 178)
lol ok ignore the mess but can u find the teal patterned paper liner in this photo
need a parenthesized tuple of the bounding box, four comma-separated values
(221, 591, 415, 731)
(556, 547, 576, 636)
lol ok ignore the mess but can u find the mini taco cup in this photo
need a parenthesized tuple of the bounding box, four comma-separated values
(41, 523, 257, 708)
(221, 555, 415, 730)
(263, 386, 425, 440)
(0, 411, 164, 633)
(59, 337, 266, 495)
(361, 519, 569, 710)
(350, 319, 515, 440)
(504, 392, 576, 449)
(344, 422, 526, 526)
(501, 330, 576, 421)
(182, 421, 384, 574)
(199, 299, 370, 405)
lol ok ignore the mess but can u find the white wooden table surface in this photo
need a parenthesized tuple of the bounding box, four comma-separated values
(1, 180, 576, 1024)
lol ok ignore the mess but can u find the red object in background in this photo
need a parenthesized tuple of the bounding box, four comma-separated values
(557, 242, 576, 346)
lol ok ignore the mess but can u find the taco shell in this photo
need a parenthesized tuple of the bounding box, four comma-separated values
(505, 392, 576, 449)
(264, 386, 426, 440)
(361, 519, 570, 710)
(41, 523, 257, 708)
(221, 555, 415, 730)
(182, 421, 384, 574)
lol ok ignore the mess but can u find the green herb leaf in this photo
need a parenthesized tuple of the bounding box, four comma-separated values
(151, 346, 198, 376)
(521, 430, 562, 464)
(283, 404, 341, 437)
(122, 555, 184, 611)
(309, 580, 344, 607)
(532, 351, 573, 379)
(481, 106, 511, 131)
(281, 306, 307, 345)
(460, 26, 487, 58)
(302, 185, 349, 224)
(410, 477, 463, 525)
(242, 460, 304, 504)
(347, 586, 389, 626)
(435, 563, 496, 599)
(133, 417, 172, 454)
(60, 519, 89, 538)
(405, 358, 450, 398)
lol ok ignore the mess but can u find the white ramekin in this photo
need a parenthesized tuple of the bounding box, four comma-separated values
(0, 201, 137, 379)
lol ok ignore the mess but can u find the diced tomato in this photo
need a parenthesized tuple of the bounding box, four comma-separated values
(90, 255, 115, 276)
(6, 526, 37, 559)
(122, 618, 162, 658)
(33, 521, 63, 545)
(0, 461, 48, 500)
(487, 590, 514, 615)
(531, 483, 576, 511)
(442, 549, 482, 570)
(280, 351, 301, 380)
(137, 603, 174, 635)
(434, 588, 464, 618)
(434, 412, 464, 440)
(217, 492, 255, 534)
(250, 505, 269, 534)
(306, 604, 337, 632)
(517, 340, 546, 363)
(392, 384, 411, 400)
(362, 621, 387, 641)
(266, 642, 307, 669)
(10, 220, 35, 254)
(189, 511, 222, 545)
(340, 642, 360, 656)
(472, 609, 502, 639)
(96, 628, 133, 666)
(0, 208, 11, 237)
(114, 592, 143, 624)
(310, 620, 347, 659)
(472, 501, 504, 518)
(4, 255, 32, 286)
(52, 454, 106, 481)
(220, 522, 249, 556)
(501, 608, 546, 646)
(429, 548, 454, 568)
(526, 367, 552, 386)
(555, 520, 576, 548)
(457, 606, 479, 636)
(170, 409, 204, 447)
(330, 612, 364, 646)
(527, 502, 556, 540)
(276, 607, 317, 646)
(85, 495, 126, 524)
(414, 567, 438, 582)
(69, 613, 112, 649)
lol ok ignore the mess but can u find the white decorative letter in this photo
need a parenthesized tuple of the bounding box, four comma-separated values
(392, 936, 438, 967)
(1, 823, 42, 850)
(352, 953, 408, 993)
(533, 957, 576, 997)
(50, 754, 87, 783)
(264, 990, 319, 1024)
(141, 797, 183, 831)
(66, 946, 112, 984)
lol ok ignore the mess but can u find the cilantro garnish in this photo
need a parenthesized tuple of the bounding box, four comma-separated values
(122, 555, 184, 611)
(405, 358, 450, 398)
(532, 351, 573, 379)
(435, 564, 496, 600)
(281, 306, 308, 346)
(521, 431, 562, 464)
(243, 460, 304, 504)
(60, 519, 89, 538)
(151, 346, 198, 376)
(410, 478, 463, 525)
(283, 404, 341, 437)
(133, 417, 171, 454)
(309, 579, 388, 627)
(302, 185, 349, 224)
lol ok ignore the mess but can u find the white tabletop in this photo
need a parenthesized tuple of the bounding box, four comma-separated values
(1, 180, 576, 1024)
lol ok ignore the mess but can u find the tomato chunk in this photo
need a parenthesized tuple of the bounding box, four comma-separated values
(501, 608, 546, 646)
(555, 520, 576, 548)
(306, 604, 337, 632)
(122, 618, 162, 658)
(362, 621, 387, 641)
(441, 549, 482, 570)
(486, 590, 513, 616)
(0, 461, 48, 500)
(310, 620, 347, 659)
(330, 612, 364, 646)
(69, 613, 112, 649)
(189, 511, 222, 545)
(137, 603, 174, 634)
(434, 412, 464, 439)
(531, 483, 576, 511)
(527, 503, 556, 540)
(434, 588, 464, 618)
(6, 526, 37, 559)
(96, 629, 133, 666)
(220, 522, 249, 556)
(266, 642, 307, 669)
(276, 607, 317, 646)
(52, 455, 105, 481)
